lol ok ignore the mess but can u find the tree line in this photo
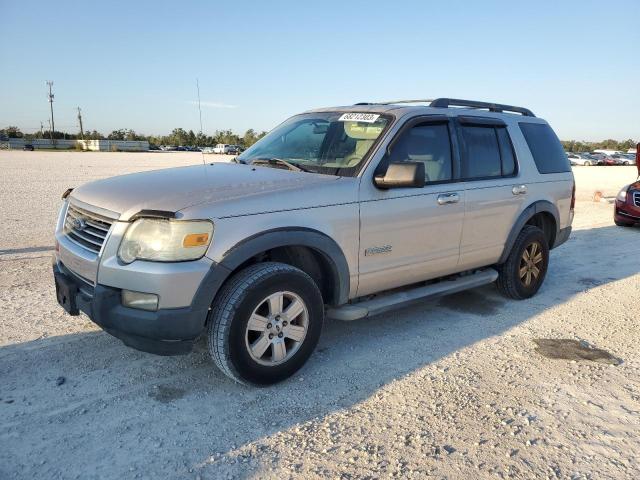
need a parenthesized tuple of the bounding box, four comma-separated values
(0, 126, 268, 148)
(1, 125, 636, 152)
(561, 139, 637, 153)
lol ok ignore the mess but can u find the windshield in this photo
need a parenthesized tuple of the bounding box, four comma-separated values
(237, 112, 391, 175)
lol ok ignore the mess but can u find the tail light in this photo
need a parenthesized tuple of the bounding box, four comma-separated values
(570, 183, 576, 211)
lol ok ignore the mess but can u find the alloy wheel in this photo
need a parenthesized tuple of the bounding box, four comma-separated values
(519, 241, 544, 287)
(245, 291, 309, 366)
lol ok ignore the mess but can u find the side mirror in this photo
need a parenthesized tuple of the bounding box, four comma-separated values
(374, 162, 425, 189)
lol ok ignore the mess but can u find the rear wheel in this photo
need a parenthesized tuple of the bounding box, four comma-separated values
(207, 262, 324, 386)
(496, 226, 549, 300)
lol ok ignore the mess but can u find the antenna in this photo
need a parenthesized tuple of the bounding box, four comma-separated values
(196, 78, 206, 166)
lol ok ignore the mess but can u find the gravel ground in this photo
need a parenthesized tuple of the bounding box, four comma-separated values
(0, 151, 639, 479)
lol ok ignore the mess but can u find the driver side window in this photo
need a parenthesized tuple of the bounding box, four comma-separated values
(387, 123, 453, 183)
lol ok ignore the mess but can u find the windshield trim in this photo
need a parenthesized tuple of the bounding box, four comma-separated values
(238, 111, 396, 177)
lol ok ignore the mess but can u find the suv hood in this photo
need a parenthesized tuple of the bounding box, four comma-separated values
(71, 163, 341, 220)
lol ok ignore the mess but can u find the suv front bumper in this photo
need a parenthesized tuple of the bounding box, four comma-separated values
(53, 262, 229, 355)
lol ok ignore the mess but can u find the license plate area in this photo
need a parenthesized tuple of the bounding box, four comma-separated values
(54, 271, 80, 315)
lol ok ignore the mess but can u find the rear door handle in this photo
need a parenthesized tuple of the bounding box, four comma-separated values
(437, 192, 460, 205)
(512, 185, 528, 195)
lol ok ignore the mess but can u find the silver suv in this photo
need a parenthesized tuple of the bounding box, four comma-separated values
(53, 98, 574, 385)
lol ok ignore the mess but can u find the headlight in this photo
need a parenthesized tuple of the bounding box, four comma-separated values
(118, 219, 213, 264)
(617, 185, 630, 202)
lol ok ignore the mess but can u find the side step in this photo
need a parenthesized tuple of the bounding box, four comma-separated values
(327, 268, 499, 321)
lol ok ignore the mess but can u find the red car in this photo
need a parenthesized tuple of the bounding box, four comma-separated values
(614, 145, 640, 226)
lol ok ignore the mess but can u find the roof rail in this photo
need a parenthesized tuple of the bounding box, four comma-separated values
(429, 98, 535, 117)
(354, 99, 433, 106)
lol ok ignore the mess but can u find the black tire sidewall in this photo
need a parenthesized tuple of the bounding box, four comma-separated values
(227, 269, 323, 386)
(511, 228, 549, 298)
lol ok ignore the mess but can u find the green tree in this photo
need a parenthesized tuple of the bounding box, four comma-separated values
(0, 126, 23, 138)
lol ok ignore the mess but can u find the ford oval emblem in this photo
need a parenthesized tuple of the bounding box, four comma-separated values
(72, 217, 87, 231)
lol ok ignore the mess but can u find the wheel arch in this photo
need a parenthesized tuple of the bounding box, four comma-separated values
(196, 228, 350, 312)
(498, 201, 560, 264)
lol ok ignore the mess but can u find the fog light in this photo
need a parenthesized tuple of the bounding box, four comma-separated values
(122, 290, 159, 311)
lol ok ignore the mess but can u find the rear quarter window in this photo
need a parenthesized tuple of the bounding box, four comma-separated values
(519, 122, 571, 174)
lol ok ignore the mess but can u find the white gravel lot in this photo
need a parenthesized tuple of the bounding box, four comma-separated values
(0, 151, 639, 479)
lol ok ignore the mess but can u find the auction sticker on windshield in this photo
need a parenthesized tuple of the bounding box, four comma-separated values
(338, 113, 381, 123)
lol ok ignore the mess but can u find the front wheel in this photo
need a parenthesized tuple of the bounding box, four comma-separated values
(207, 262, 324, 386)
(496, 226, 549, 300)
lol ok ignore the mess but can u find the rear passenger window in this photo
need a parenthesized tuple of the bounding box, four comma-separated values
(459, 125, 517, 179)
(497, 128, 516, 176)
(387, 123, 453, 183)
(519, 122, 571, 174)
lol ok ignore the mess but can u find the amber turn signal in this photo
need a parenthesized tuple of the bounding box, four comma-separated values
(182, 233, 210, 248)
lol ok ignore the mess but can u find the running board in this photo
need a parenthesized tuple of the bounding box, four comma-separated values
(327, 269, 499, 321)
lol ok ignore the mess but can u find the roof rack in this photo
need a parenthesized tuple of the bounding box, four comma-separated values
(429, 98, 535, 117)
(354, 99, 434, 105)
(353, 98, 535, 117)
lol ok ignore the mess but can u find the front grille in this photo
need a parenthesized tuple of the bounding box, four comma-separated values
(63, 203, 114, 254)
(633, 191, 640, 208)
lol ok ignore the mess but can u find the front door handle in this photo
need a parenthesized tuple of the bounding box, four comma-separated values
(437, 192, 460, 205)
(512, 185, 528, 195)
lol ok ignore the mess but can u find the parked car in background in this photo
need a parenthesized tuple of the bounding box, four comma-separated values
(201, 147, 214, 154)
(227, 145, 242, 155)
(567, 153, 595, 166)
(588, 152, 610, 165)
(603, 155, 624, 166)
(213, 143, 232, 154)
(22, 144, 35, 151)
(615, 182, 640, 226)
(614, 154, 636, 166)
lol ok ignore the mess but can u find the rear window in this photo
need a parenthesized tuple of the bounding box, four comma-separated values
(519, 123, 570, 174)
(459, 124, 517, 180)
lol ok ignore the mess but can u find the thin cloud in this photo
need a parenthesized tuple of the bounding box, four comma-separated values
(188, 100, 237, 109)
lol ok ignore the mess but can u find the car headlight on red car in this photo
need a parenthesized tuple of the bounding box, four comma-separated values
(616, 185, 630, 202)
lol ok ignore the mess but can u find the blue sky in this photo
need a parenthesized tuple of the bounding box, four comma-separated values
(2, 0, 638, 141)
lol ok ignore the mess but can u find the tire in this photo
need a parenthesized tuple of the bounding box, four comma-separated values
(496, 226, 549, 300)
(584, 161, 591, 166)
(623, 161, 630, 166)
(207, 262, 324, 386)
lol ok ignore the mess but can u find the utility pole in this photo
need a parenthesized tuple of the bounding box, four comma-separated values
(40, 122, 44, 137)
(77, 107, 84, 139)
(46, 81, 55, 145)
(47, 119, 52, 144)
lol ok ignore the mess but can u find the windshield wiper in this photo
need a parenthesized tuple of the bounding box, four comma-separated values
(250, 157, 308, 172)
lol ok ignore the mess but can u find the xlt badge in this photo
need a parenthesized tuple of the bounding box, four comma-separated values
(364, 245, 392, 256)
